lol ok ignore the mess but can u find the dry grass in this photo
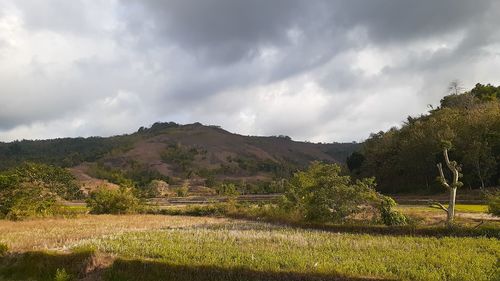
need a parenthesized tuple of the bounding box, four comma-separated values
(0, 215, 498, 281)
(0, 215, 228, 252)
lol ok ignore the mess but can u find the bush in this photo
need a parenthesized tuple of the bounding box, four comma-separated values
(176, 184, 189, 197)
(0, 243, 8, 256)
(281, 162, 382, 223)
(215, 183, 239, 196)
(0, 162, 84, 219)
(1, 183, 59, 220)
(54, 268, 71, 281)
(378, 196, 408, 226)
(86, 187, 141, 214)
(486, 190, 500, 216)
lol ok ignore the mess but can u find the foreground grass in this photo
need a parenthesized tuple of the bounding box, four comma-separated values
(83, 221, 499, 281)
(0, 215, 499, 281)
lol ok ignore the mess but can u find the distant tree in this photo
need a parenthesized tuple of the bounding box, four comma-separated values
(448, 80, 464, 96)
(86, 187, 140, 214)
(146, 180, 170, 197)
(346, 151, 365, 175)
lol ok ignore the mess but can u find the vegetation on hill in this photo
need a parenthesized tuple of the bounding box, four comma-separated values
(349, 83, 500, 193)
(0, 122, 359, 194)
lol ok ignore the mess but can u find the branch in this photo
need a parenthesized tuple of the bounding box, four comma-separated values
(473, 221, 485, 229)
(436, 163, 450, 189)
(429, 200, 448, 213)
(443, 148, 459, 185)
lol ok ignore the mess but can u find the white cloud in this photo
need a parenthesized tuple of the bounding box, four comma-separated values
(1, 0, 500, 143)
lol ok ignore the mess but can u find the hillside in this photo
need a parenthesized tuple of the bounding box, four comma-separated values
(0, 122, 359, 193)
(350, 83, 500, 193)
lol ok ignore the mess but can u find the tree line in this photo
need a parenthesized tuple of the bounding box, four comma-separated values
(348, 83, 500, 193)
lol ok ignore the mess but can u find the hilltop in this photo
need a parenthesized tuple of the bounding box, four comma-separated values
(0, 122, 359, 193)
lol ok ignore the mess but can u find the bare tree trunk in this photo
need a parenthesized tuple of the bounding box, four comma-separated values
(436, 147, 461, 226)
(447, 187, 456, 222)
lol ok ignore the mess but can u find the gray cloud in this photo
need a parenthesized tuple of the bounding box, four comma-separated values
(0, 0, 500, 142)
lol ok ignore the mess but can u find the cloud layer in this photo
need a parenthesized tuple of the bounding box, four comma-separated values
(1, 0, 499, 142)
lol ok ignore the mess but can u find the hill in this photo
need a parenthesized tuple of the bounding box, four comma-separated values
(0, 122, 359, 194)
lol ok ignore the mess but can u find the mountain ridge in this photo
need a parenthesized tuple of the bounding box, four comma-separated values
(0, 122, 359, 193)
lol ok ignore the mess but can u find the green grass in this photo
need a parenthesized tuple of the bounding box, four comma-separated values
(0, 214, 498, 281)
(452, 204, 488, 213)
(396, 204, 489, 213)
(82, 222, 500, 281)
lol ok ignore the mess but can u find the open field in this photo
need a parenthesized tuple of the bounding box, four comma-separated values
(0, 213, 499, 281)
(0, 215, 228, 252)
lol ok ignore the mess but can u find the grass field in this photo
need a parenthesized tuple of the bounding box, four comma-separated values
(0, 212, 499, 281)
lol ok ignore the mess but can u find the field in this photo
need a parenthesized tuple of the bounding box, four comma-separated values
(0, 204, 499, 281)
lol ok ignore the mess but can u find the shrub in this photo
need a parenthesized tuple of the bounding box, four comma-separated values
(0, 162, 83, 219)
(2, 183, 59, 220)
(86, 187, 140, 214)
(281, 162, 382, 223)
(54, 268, 71, 281)
(0, 243, 8, 256)
(143, 180, 171, 198)
(486, 190, 500, 216)
(215, 183, 240, 196)
(176, 184, 189, 197)
(378, 196, 408, 226)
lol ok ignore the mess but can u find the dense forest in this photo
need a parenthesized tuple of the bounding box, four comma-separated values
(348, 83, 500, 193)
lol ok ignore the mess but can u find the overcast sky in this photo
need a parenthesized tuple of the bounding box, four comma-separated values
(1, 0, 500, 143)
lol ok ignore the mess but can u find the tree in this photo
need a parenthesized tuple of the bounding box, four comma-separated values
(434, 144, 463, 225)
(448, 80, 464, 96)
(282, 162, 383, 223)
(0, 162, 82, 219)
(86, 187, 140, 214)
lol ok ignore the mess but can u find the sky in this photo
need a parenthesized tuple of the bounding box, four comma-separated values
(1, 0, 500, 143)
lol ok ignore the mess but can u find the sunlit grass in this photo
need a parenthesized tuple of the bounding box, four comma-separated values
(396, 204, 488, 213)
(83, 221, 500, 281)
(0, 215, 227, 251)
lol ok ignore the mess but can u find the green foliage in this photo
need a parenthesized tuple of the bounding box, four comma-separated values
(86, 163, 135, 187)
(215, 183, 239, 196)
(358, 83, 500, 193)
(378, 196, 408, 226)
(281, 162, 381, 223)
(54, 268, 71, 281)
(86, 187, 141, 214)
(87, 161, 170, 195)
(4, 183, 59, 220)
(470, 83, 500, 101)
(485, 190, 500, 216)
(0, 135, 134, 170)
(161, 144, 198, 174)
(8, 162, 82, 200)
(0, 162, 81, 219)
(144, 180, 170, 197)
(0, 243, 7, 256)
(346, 151, 365, 175)
(175, 183, 189, 197)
